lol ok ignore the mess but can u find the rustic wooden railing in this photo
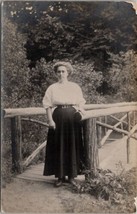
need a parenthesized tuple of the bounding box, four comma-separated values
(3, 102, 137, 174)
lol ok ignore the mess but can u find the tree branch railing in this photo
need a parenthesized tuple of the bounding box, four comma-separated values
(98, 113, 131, 147)
(96, 121, 137, 140)
(3, 102, 137, 174)
(21, 118, 49, 127)
(109, 114, 129, 127)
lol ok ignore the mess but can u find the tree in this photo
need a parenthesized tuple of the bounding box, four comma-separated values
(27, 58, 56, 106)
(106, 51, 137, 101)
(3, 1, 137, 102)
(23, 1, 137, 67)
(4, 1, 137, 65)
(2, 18, 31, 108)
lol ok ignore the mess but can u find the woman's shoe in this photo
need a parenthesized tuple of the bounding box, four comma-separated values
(68, 177, 80, 189)
(54, 178, 62, 187)
(62, 176, 67, 183)
(68, 178, 77, 186)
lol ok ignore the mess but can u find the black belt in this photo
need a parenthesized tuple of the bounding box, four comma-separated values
(57, 105, 73, 108)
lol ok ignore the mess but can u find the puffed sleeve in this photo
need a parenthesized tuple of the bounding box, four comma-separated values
(42, 86, 53, 109)
(76, 85, 86, 107)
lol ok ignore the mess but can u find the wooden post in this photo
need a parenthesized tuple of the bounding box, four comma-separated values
(97, 117, 102, 148)
(102, 116, 107, 136)
(133, 111, 136, 126)
(104, 116, 107, 135)
(121, 122, 124, 138)
(83, 118, 99, 176)
(127, 112, 131, 163)
(11, 116, 22, 173)
(90, 118, 99, 171)
(83, 120, 91, 171)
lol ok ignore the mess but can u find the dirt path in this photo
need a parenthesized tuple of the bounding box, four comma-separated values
(2, 137, 137, 213)
(2, 178, 113, 213)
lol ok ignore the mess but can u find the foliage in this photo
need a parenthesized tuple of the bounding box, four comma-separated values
(2, 2, 137, 106)
(2, 18, 31, 108)
(73, 167, 137, 210)
(30, 53, 137, 104)
(29, 58, 106, 104)
(27, 59, 56, 106)
(21, 117, 48, 160)
(2, 146, 12, 186)
(106, 50, 137, 101)
(26, 1, 137, 67)
(72, 62, 105, 103)
(2, 119, 13, 184)
(4, 1, 137, 65)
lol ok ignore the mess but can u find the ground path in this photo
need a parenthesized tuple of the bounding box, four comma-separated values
(2, 136, 137, 213)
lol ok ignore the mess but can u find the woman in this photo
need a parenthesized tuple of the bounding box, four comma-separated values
(43, 61, 86, 187)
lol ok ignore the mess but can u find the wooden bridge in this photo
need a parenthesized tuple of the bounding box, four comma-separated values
(3, 102, 137, 181)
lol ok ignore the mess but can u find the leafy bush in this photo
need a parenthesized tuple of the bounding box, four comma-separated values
(2, 18, 31, 108)
(74, 169, 126, 203)
(2, 119, 13, 185)
(107, 50, 137, 102)
(69, 167, 137, 213)
(29, 59, 106, 105)
(73, 167, 137, 208)
(21, 116, 48, 161)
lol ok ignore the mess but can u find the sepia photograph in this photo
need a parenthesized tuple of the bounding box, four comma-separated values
(1, 0, 137, 213)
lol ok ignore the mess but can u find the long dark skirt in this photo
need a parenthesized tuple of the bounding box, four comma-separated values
(43, 106, 86, 178)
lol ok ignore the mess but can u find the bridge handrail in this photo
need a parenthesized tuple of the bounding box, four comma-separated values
(3, 102, 137, 118)
(82, 105, 137, 120)
(3, 102, 137, 173)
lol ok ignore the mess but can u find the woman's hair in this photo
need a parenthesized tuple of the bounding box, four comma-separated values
(53, 61, 73, 75)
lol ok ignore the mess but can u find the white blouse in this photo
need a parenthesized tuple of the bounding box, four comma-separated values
(43, 81, 86, 109)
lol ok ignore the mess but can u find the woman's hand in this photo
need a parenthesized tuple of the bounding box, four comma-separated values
(74, 106, 86, 121)
(46, 107, 56, 129)
(48, 120, 56, 129)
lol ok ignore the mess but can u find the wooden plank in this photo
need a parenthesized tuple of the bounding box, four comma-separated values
(17, 163, 85, 183)
(17, 135, 137, 182)
(17, 175, 54, 183)
(99, 136, 137, 172)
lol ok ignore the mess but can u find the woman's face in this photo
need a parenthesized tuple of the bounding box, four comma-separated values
(56, 66, 68, 82)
